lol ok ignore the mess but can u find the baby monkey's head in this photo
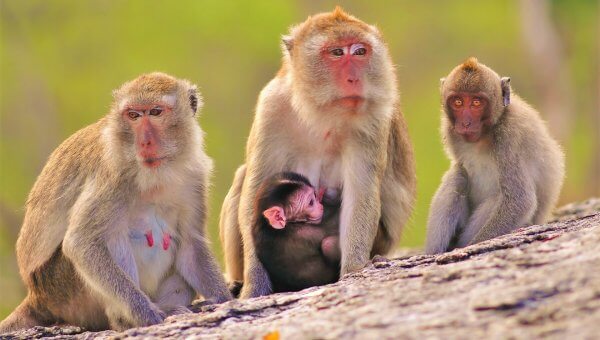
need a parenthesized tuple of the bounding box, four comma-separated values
(259, 173, 324, 229)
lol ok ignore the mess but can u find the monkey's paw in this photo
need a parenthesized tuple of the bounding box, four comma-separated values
(137, 303, 166, 327)
(166, 306, 192, 316)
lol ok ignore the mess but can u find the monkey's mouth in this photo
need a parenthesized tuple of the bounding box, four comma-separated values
(142, 157, 166, 168)
(335, 96, 365, 108)
(307, 216, 323, 224)
(457, 131, 481, 143)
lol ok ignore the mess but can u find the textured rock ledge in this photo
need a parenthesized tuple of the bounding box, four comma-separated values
(3, 199, 600, 339)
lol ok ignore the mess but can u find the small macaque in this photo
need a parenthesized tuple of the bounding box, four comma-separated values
(425, 58, 565, 254)
(252, 173, 340, 293)
(0, 73, 231, 333)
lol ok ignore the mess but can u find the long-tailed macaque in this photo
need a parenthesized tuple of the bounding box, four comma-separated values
(253, 172, 340, 293)
(0, 73, 232, 333)
(219, 7, 416, 298)
(425, 58, 565, 254)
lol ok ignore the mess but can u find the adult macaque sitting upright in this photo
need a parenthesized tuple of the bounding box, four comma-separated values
(0, 73, 232, 333)
(219, 6, 416, 298)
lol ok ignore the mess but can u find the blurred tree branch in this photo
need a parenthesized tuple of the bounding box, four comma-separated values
(519, 0, 574, 144)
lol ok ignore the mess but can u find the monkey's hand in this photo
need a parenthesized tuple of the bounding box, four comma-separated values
(240, 263, 272, 298)
(132, 299, 166, 327)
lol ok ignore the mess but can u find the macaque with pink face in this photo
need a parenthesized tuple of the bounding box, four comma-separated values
(250, 172, 340, 293)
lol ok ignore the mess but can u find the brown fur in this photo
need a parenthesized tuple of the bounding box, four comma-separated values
(426, 59, 565, 254)
(1, 73, 231, 334)
(220, 8, 416, 298)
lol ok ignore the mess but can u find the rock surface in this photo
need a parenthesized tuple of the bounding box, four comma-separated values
(3, 199, 600, 339)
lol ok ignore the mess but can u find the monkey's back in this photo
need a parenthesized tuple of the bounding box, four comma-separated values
(16, 119, 111, 281)
(500, 94, 565, 222)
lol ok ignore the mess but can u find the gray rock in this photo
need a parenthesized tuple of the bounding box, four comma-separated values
(3, 199, 600, 339)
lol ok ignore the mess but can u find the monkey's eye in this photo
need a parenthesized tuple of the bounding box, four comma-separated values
(127, 111, 141, 120)
(454, 98, 463, 107)
(330, 48, 344, 57)
(149, 107, 163, 116)
(353, 48, 367, 56)
(472, 98, 481, 107)
(309, 199, 314, 207)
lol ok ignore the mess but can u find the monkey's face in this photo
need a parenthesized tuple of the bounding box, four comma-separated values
(446, 92, 491, 143)
(287, 186, 324, 224)
(110, 73, 202, 172)
(320, 39, 373, 110)
(286, 8, 396, 124)
(262, 186, 324, 229)
(122, 103, 175, 168)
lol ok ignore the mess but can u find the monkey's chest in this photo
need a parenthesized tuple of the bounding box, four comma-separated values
(128, 206, 177, 296)
(293, 154, 343, 191)
(462, 152, 500, 207)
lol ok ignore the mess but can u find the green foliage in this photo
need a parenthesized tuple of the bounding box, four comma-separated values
(0, 0, 596, 319)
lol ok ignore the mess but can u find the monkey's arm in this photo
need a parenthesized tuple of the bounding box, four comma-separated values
(425, 164, 470, 254)
(339, 132, 385, 274)
(62, 185, 163, 326)
(176, 235, 232, 303)
(237, 168, 273, 298)
(219, 165, 246, 282)
(469, 147, 537, 245)
(178, 179, 232, 303)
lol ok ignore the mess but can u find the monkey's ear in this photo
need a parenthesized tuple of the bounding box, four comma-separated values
(263, 206, 286, 229)
(188, 87, 202, 115)
(440, 78, 446, 87)
(501, 77, 511, 106)
(282, 35, 294, 55)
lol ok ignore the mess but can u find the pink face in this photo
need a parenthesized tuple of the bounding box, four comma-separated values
(123, 103, 173, 168)
(321, 40, 371, 109)
(447, 93, 490, 143)
(262, 186, 324, 229)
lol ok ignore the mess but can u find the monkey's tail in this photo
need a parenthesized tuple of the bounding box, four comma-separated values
(0, 297, 40, 334)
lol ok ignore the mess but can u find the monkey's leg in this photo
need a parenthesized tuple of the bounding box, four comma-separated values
(531, 182, 561, 225)
(377, 171, 415, 256)
(0, 297, 42, 333)
(238, 234, 272, 298)
(425, 165, 470, 254)
(237, 170, 273, 298)
(374, 114, 417, 257)
(219, 165, 246, 282)
(155, 274, 194, 316)
(469, 155, 537, 245)
(455, 196, 500, 248)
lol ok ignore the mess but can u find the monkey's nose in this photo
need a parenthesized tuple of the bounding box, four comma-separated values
(462, 121, 472, 128)
(347, 78, 359, 84)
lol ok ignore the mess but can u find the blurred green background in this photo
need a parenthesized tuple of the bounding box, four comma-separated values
(0, 0, 598, 318)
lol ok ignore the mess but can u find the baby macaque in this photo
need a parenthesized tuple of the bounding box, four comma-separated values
(252, 172, 340, 293)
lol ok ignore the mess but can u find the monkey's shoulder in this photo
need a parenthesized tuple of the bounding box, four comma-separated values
(46, 120, 106, 170)
(28, 120, 107, 204)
